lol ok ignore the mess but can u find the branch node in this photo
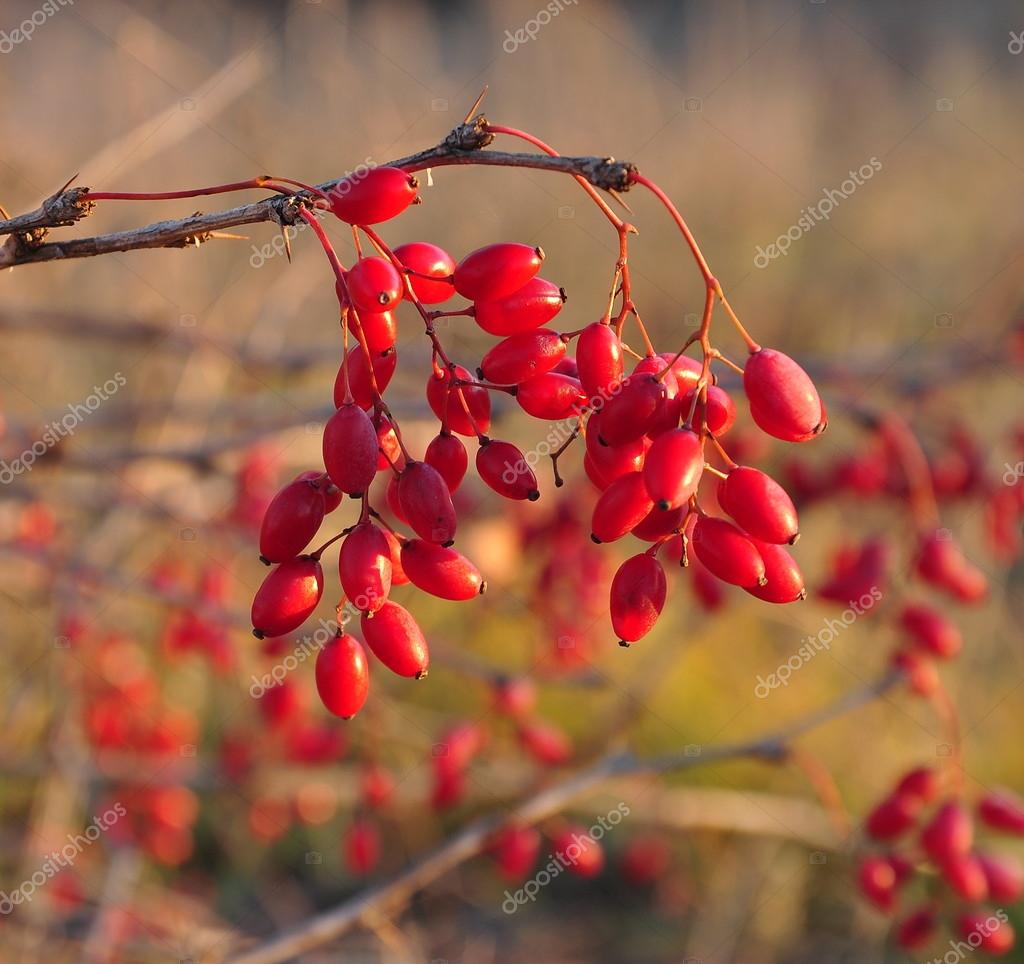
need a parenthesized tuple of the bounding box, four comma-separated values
(443, 114, 495, 153)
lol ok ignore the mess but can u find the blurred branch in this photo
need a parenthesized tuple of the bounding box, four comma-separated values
(0, 117, 636, 268)
(226, 670, 900, 964)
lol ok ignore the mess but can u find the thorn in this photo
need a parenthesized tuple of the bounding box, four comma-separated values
(463, 86, 489, 125)
(57, 173, 80, 194)
(0, 203, 10, 220)
(608, 189, 633, 214)
(280, 223, 293, 263)
(208, 231, 249, 241)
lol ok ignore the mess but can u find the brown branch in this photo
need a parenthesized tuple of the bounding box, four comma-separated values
(225, 670, 901, 964)
(0, 118, 636, 268)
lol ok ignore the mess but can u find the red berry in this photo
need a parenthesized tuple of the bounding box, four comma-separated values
(743, 348, 826, 442)
(349, 307, 397, 353)
(322, 402, 379, 496)
(900, 604, 962, 659)
(344, 816, 380, 874)
(978, 789, 1024, 835)
(361, 763, 395, 809)
(610, 553, 667, 644)
(896, 907, 937, 950)
(632, 503, 685, 542)
(893, 648, 940, 697)
(691, 516, 766, 588)
(476, 439, 540, 501)
(921, 800, 973, 864)
(576, 321, 623, 401)
(251, 557, 324, 638)
(620, 835, 671, 886)
(397, 461, 457, 545)
(718, 466, 799, 545)
(942, 852, 989, 901)
(598, 374, 668, 446)
(346, 257, 403, 313)
(474, 277, 566, 335)
(492, 825, 541, 882)
(392, 241, 455, 304)
(955, 911, 1016, 956)
(895, 767, 941, 804)
(585, 418, 646, 486)
(915, 530, 988, 602)
(382, 528, 408, 586)
(338, 521, 392, 613)
(552, 827, 604, 877)
(315, 633, 370, 719)
(978, 852, 1024, 902)
(857, 854, 898, 912)
(517, 718, 572, 765)
(360, 601, 429, 678)
(425, 431, 468, 493)
(643, 427, 703, 510)
(426, 364, 491, 436)
(330, 167, 417, 225)
(682, 385, 736, 435)
(335, 346, 398, 409)
(479, 328, 566, 384)
(492, 677, 537, 718)
(591, 471, 654, 543)
(745, 540, 804, 603)
(866, 792, 924, 841)
(516, 371, 586, 420)
(294, 470, 343, 513)
(453, 242, 543, 302)
(373, 412, 402, 471)
(399, 539, 484, 600)
(259, 478, 326, 563)
(258, 678, 306, 728)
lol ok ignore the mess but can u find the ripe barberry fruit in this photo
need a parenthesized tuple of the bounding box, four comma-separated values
(251, 557, 324, 638)
(517, 718, 572, 765)
(479, 328, 566, 384)
(392, 241, 455, 304)
(322, 402, 379, 496)
(399, 539, 484, 600)
(344, 816, 380, 874)
(338, 521, 392, 613)
(516, 371, 586, 420)
(315, 633, 370, 719)
(425, 431, 468, 493)
(921, 801, 973, 864)
(609, 553, 667, 645)
(426, 364, 492, 436)
(643, 427, 703, 510)
(397, 461, 458, 545)
(259, 478, 326, 563)
(743, 348, 826, 442)
(691, 516, 766, 588)
(476, 438, 540, 501)
(360, 601, 429, 678)
(598, 374, 668, 446)
(552, 827, 604, 877)
(453, 242, 544, 301)
(576, 321, 623, 401)
(346, 257, 403, 313)
(473, 277, 566, 335)
(330, 167, 418, 225)
(718, 466, 799, 545)
(590, 470, 653, 543)
(900, 604, 962, 659)
(745, 540, 804, 603)
(492, 825, 541, 882)
(335, 346, 398, 409)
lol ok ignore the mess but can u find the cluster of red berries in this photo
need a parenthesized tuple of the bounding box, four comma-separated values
(859, 769, 1023, 956)
(245, 153, 827, 719)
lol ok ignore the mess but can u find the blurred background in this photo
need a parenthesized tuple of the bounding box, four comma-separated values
(1, 0, 1022, 961)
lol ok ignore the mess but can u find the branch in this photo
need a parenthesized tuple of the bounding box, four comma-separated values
(225, 670, 901, 964)
(0, 118, 636, 268)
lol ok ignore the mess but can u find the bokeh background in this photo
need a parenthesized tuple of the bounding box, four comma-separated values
(1, 0, 1023, 961)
